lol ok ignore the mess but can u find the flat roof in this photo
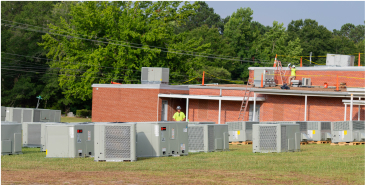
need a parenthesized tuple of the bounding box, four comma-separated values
(92, 84, 189, 91)
(248, 66, 365, 71)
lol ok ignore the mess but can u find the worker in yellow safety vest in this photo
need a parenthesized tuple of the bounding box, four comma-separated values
(289, 65, 296, 86)
(173, 106, 186, 121)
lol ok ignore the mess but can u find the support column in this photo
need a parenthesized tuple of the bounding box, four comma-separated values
(350, 94, 353, 121)
(218, 99, 221, 124)
(344, 103, 347, 121)
(358, 97, 361, 121)
(186, 98, 189, 122)
(304, 95, 307, 121)
(253, 93, 257, 121)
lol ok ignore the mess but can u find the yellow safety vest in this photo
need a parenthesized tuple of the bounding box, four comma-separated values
(173, 112, 185, 121)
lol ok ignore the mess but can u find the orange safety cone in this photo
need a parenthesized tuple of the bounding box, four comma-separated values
(273, 54, 277, 67)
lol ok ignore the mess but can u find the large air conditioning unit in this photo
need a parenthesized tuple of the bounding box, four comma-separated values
(45, 122, 94, 158)
(252, 123, 301, 153)
(326, 54, 355, 67)
(226, 121, 259, 142)
(253, 69, 276, 87)
(141, 67, 169, 84)
(331, 121, 365, 143)
(94, 122, 137, 162)
(1, 106, 6, 121)
(302, 78, 311, 86)
(22, 122, 66, 151)
(136, 122, 188, 157)
(188, 121, 216, 125)
(188, 124, 229, 153)
(297, 121, 331, 141)
(2, 122, 22, 155)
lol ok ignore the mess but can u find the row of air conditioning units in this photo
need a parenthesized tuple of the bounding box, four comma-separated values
(225, 120, 365, 153)
(13, 121, 229, 161)
(1, 106, 61, 123)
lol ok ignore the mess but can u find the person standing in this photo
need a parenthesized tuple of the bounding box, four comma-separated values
(173, 106, 186, 121)
(289, 65, 296, 86)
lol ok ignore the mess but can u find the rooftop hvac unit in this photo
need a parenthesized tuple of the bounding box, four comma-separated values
(252, 123, 300, 153)
(136, 122, 188, 157)
(331, 121, 365, 143)
(94, 122, 137, 162)
(253, 69, 276, 87)
(45, 123, 94, 158)
(188, 124, 229, 152)
(302, 78, 311, 86)
(1, 106, 6, 121)
(141, 67, 169, 84)
(226, 121, 259, 142)
(188, 121, 216, 125)
(22, 122, 66, 151)
(296, 121, 331, 141)
(2, 122, 22, 155)
(33, 109, 51, 122)
(326, 54, 355, 67)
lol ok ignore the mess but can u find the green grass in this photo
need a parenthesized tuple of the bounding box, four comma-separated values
(2, 144, 364, 185)
(60, 116, 92, 122)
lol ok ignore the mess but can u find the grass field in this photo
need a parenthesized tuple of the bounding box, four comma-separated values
(60, 117, 92, 123)
(1, 144, 364, 185)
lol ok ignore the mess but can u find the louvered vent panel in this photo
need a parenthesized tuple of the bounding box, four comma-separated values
(208, 126, 215, 151)
(353, 121, 365, 130)
(333, 121, 350, 131)
(297, 122, 307, 131)
(307, 122, 319, 130)
(321, 122, 331, 130)
(259, 126, 277, 152)
(28, 124, 41, 146)
(188, 126, 204, 151)
(105, 126, 131, 159)
(281, 126, 287, 152)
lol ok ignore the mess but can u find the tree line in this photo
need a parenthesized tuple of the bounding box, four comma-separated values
(1, 1, 364, 113)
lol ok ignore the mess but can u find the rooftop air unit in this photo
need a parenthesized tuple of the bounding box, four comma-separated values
(226, 121, 259, 142)
(302, 78, 311, 87)
(188, 121, 216, 125)
(252, 123, 300, 153)
(45, 122, 94, 158)
(2, 122, 22, 155)
(1, 106, 6, 121)
(253, 69, 276, 87)
(188, 124, 229, 152)
(296, 121, 331, 141)
(331, 121, 365, 143)
(141, 67, 169, 84)
(326, 54, 355, 67)
(136, 122, 188, 157)
(22, 122, 67, 151)
(94, 122, 137, 162)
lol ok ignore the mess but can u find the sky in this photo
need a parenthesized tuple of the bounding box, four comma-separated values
(205, 1, 364, 31)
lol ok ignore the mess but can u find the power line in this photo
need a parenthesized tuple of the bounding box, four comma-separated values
(2, 19, 274, 61)
(1, 22, 279, 65)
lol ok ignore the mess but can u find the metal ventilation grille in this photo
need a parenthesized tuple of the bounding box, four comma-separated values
(307, 122, 318, 130)
(188, 126, 204, 151)
(245, 122, 255, 130)
(297, 122, 307, 131)
(353, 121, 365, 130)
(333, 121, 350, 131)
(208, 126, 215, 151)
(105, 126, 131, 159)
(259, 126, 277, 152)
(281, 126, 287, 152)
(227, 122, 242, 131)
(28, 124, 41, 146)
(321, 122, 331, 130)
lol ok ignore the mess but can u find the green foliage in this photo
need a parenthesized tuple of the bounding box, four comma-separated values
(76, 109, 92, 118)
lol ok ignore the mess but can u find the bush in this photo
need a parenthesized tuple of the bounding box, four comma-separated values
(76, 109, 92, 118)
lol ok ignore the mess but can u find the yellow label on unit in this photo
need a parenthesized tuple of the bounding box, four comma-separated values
(237, 131, 240, 135)
(312, 130, 315, 134)
(344, 130, 347, 135)
(160, 79, 162, 81)
(46, 149, 47, 155)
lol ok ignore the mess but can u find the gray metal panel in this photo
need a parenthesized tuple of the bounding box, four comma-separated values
(1, 122, 22, 155)
(49, 110, 55, 122)
(13, 109, 22, 123)
(1, 106, 6, 121)
(208, 126, 215, 151)
(33, 110, 41, 122)
(141, 67, 148, 81)
(326, 54, 355, 67)
(28, 124, 42, 147)
(23, 109, 33, 122)
(188, 125, 205, 152)
(162, 68, 169, 84)
(54, 110, 61, 122)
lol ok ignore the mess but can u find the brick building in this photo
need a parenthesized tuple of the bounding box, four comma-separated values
(92, 67, 365, 123)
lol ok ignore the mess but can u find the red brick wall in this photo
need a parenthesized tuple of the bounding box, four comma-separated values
(249, 69, 365, 87)
(92, 87, 188, 122)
